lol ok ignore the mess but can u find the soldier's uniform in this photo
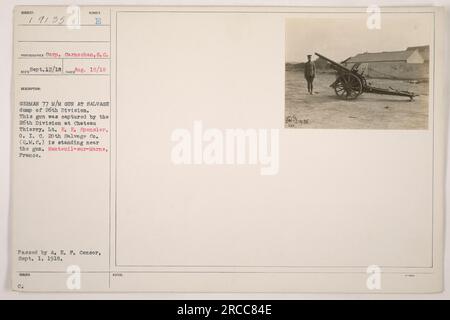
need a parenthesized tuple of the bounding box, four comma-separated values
(304, 57, 316, 94)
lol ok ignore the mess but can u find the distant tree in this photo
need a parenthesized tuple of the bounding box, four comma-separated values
(285, 62, 305, 71)
(314, 57, 332, 70)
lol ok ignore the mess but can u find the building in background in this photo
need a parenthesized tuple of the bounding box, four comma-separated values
(343, 45, 429, 80)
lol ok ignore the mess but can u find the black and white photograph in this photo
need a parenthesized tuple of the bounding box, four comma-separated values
(285, 14, 432, 129)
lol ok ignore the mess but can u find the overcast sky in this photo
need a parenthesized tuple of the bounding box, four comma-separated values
(286, 13, 433, 63)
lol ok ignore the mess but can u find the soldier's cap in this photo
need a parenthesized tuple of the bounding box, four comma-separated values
(307, 54, 312, 57)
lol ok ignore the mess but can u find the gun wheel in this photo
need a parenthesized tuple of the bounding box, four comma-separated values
(334, 73, 363, 100)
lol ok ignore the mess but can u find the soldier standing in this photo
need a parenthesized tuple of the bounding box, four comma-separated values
(304, 54, 316, 94)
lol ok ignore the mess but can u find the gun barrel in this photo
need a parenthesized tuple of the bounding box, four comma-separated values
(315, 52, 352, 72)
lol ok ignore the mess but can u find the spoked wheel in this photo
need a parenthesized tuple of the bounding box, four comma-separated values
(333, 73, 363, 100)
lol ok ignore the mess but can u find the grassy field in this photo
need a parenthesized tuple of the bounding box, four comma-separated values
(285, 71, 429, 129)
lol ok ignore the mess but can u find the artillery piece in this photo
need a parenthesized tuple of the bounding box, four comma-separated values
(315, 53, 416, 101)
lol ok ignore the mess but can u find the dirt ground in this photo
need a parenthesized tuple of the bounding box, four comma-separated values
(285, 71, 429, 129)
